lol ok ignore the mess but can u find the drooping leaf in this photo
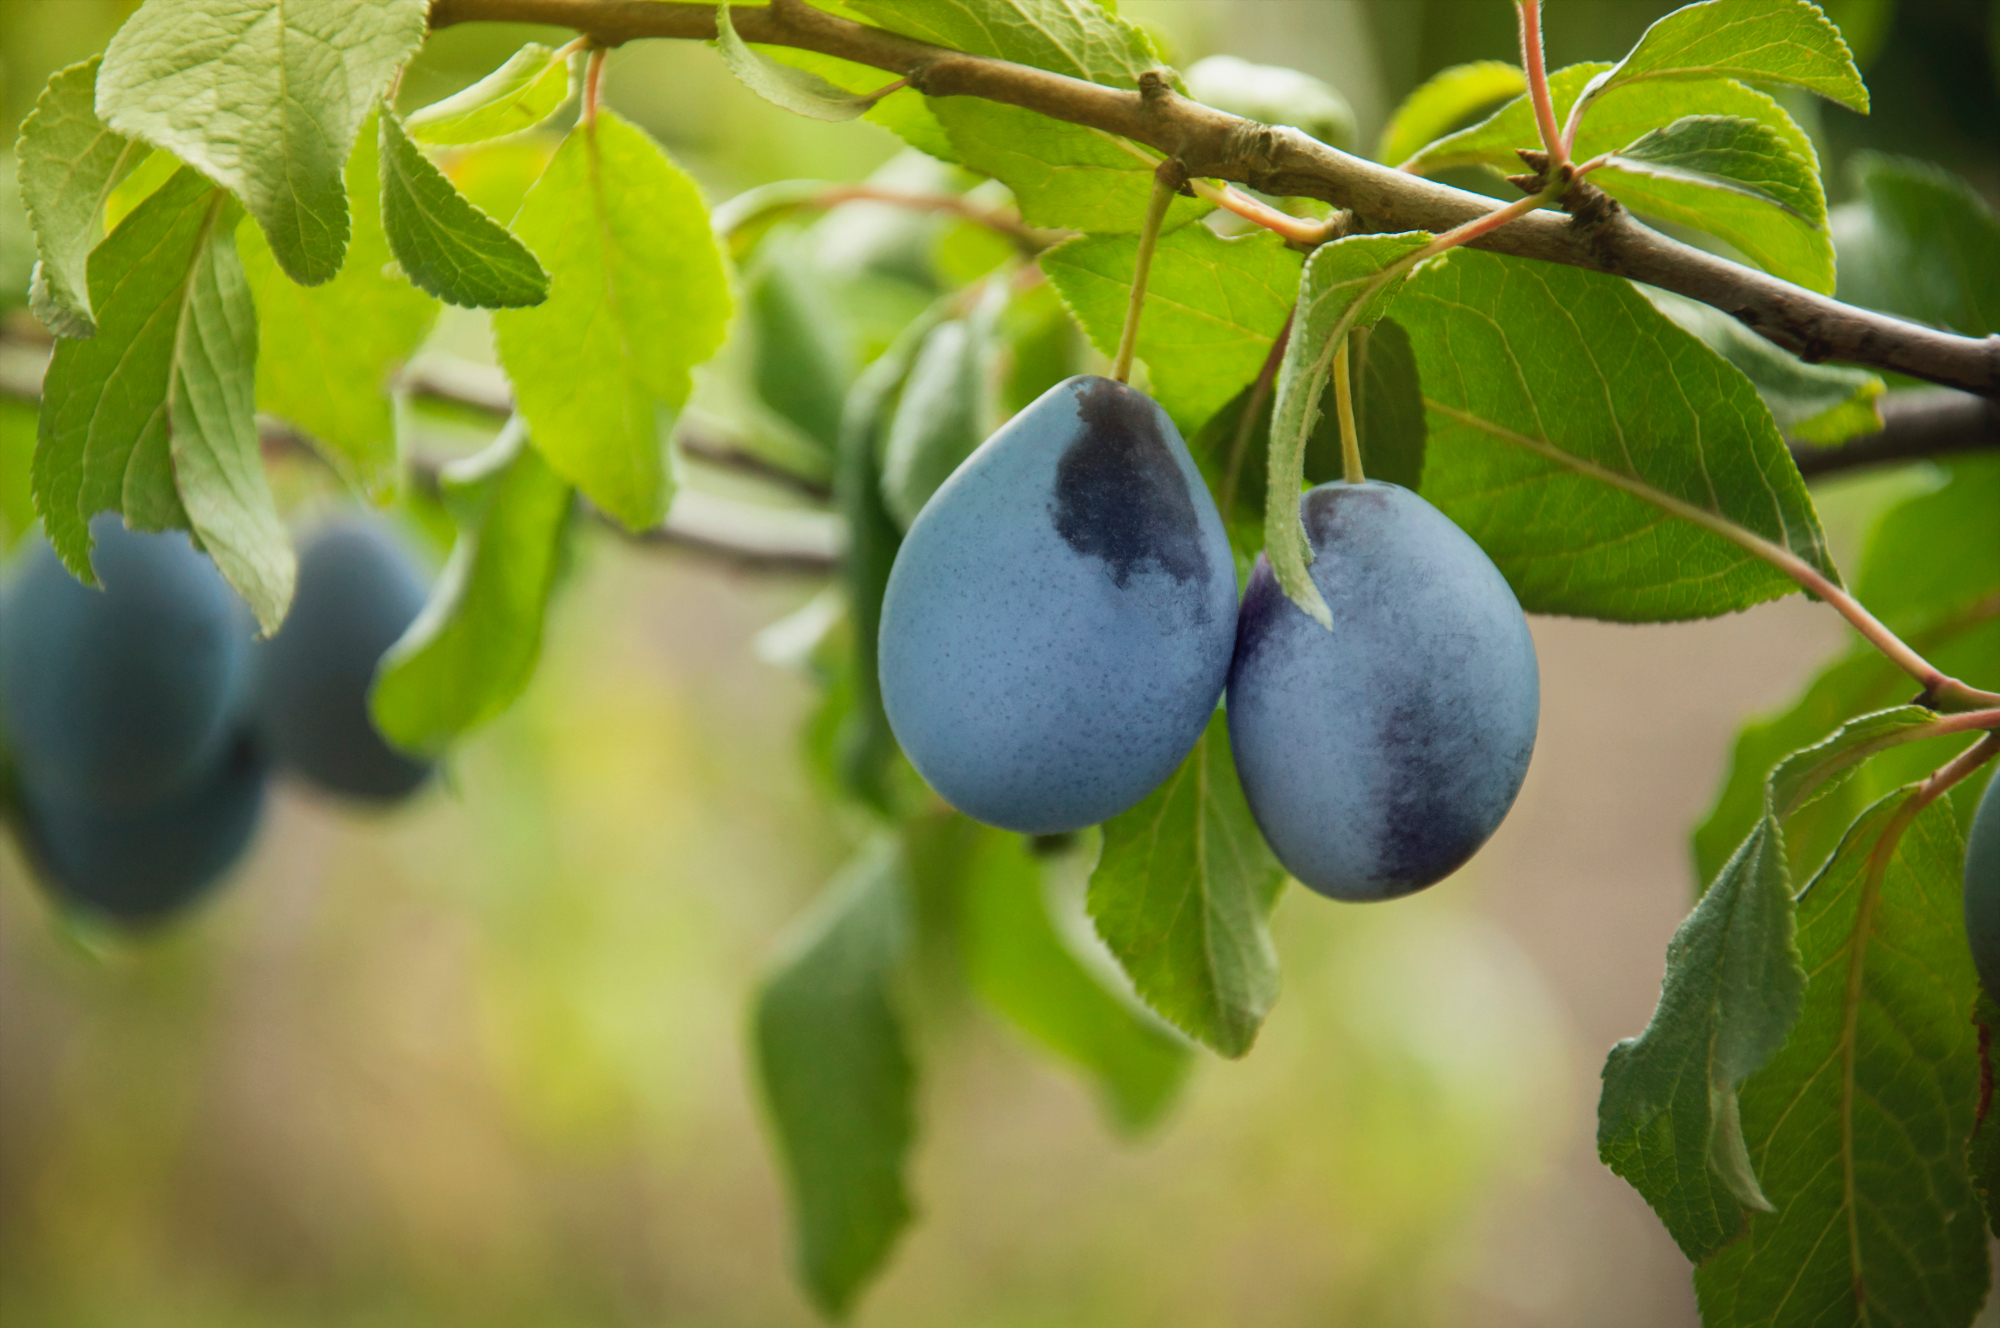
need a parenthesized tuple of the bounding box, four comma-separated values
(378, 110, 549, 310)
(33, 167, 294, 630)
(1641, 287, 1882, 445)
(240, 112, 437, 498)
(371, 419, 574, 752)
(879, 287, 1002, 529)
(1607, 115, 1822, 220)
(754, 836, 916, 1319)
(492, 110, 732, 530)
(961, 827, 1191, 1134)
(405, 42, 572, 145)
(1379, 60, 1525, 166)
(716, 0, 885, 121)
(1089, 712, 1286, 1059)
(1834, 153, 2000, 338)
(1396, 248, 1838, 621)
(1040, 224, 1300, 434)
(1580, 0, 1870, 119)
(1265, 231, 1433, 626)
(15, 58, 145, 338)
(96, 0, 430, 286)
(1184, 55, 1356, 151)
(1694, 796, 1987, 1327)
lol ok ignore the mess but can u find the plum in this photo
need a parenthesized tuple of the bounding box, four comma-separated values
(878, 376, 1238, 833)
(1965, 772, 2000, 1004)
(0, 516, 253, 807)
(1227, 482, 1539, 900)
(255, 517, 433, 802)
(19, 730, 267, 924)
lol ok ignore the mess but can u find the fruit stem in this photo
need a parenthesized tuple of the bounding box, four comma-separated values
(1333, 336, 1363, 483)
(1220, 312, 1292, 519)
(1114, 160, 1183, 384)
(1517, 1, 1569, 170)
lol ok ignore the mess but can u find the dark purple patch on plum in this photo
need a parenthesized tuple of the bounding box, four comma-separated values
(1228, 556, 1285, 679)
(1053, 378, 1207, 588)
(1302, 483, 1391, 549)
(1370, 690, 1484, 895)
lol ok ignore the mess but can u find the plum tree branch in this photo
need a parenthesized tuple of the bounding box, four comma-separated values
(424, 0, 2000, 398)
(1789, 390, 2000, 478)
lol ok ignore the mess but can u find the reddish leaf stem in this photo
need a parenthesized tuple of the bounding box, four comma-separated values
(1186, 179, 1345, 245)
(582, 46, 607, 126)
(1517, 1, 1568, 170)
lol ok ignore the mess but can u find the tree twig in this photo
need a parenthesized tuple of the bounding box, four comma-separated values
(426, 0, 2000, 397)
(1790, 390, 2000, 479)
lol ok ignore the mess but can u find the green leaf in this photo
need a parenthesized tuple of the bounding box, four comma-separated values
(1583, 0, 1869, 116)
(1, 399, 39, 549)
(240, 112, 437, 499)
(1379, 60, 1525, 166)
(1088, 712, 1286, 1059)
(1396, 248, 1838, 621)
(1640, 287, 1882, 445)
(371, 419, 574, 752)
(15, 57, 145, 338)
(934, 99, 1208, 235)
(844, 0, 1162, 85)
(96, 0, 430, 286)
(1969, 992, 2000, 1240)
(716, 0, 883, 121)
(755, 46, 957, 162)
(961, 828, 1191, 1133)
(1041, 224, 1300, 434)
(1348, 318, 1427, 491)
(880, 284, 1005, 528)
(748, 237, 854, 453)
(1834, 153, 2000, 338)
(34, 167, 295, 631)
(1694, 796, 1987, 1327)
(753, 836, 916, 1319)
(1184, 55, 1356, 151)
(492, 110, 732, 530)
(1266, 232, 1433, 627)
(378, 110, 549, 310)
(405, 43, 572, 145)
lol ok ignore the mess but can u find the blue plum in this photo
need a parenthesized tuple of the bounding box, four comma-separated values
(1227, 482, 1539, 900)
(19, 731, 267, 925)
(1965, 772, 2000, 1004)
(0, 516, 253, 807)
(878, 376, 1238, 833)
(255, 517, 433, 802)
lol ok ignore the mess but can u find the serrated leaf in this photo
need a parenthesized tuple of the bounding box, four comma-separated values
(1089, 712, 1285, 1059)
(1765, 706, 1949, 822)
(1265, 232, 1433, 627)
(754, 836, 916, 1319)
(405, 43, 571, 145)
(1694, 796, 1987, 1327)
(1834, 153, 1999, 338)
(1040, 224, 1299, 434)
(961, 827, 1191, 1134)
(34, 166, 294, 630)
(379, 110, 548, 310)
(1584, 0, 1869, 119)
(1379, 60, 1525, 167)
(1609, 115, 1823, 220)
(493, 110, 732, 530)
(15, 57, 146, 338)
(845, 0, 1162, 85)
(96, 0, 430, 286)
(371, 420, 573, 752)
(240, 112, 437, 498)
(1397, 248, 1838, 621)
(717, 0, 883, 121)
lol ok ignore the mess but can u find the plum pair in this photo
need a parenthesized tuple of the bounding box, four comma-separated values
(877, 375, 1539, 901)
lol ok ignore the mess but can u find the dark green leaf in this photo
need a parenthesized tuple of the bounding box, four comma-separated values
(96, 0, 430, 285)
(379, 110, 548, 310)
(749, 238, 855, 453)
(1694, 796, 1987, 1327)
(1583, 0, 1870, 117)
(493, 111, 732, 530)
(33, 167, 294, 631)
(717, 0, 883, 121)
(1834, 153, 1999, 338)
(405, 43, 572, 145)
(1379, 59, 1524, 166)
(1184, 55, 1356, 151)
(1609, 115, 1822, 221)
(1969, 992, 2000, 1240)
(1348, 318, 1426, 491)
(16, 58, 145, 337)
(371, 420, 574, 752)
(754, 836, 916, 1319)
(1397, 248, 1838, 621)
(880, 283, 1005, 528)
(1089, 712, 1286, 1059)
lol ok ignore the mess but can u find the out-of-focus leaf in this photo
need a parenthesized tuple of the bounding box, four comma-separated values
(442, 136, 558, 225)
(379, 110, 549, 310)
(1970, 992, 2000, 1239)
(241, 113, 438, 499)
(1, 400, 38, 548)
(757, 46, 957, 161)
(1579, 0, 1870, 118)
(880, 282, 1005, 528)
(1834, 153, 1999, 338)
(749, 238, 855, 453)
(935, 100, 1207, 235)
(16, 58, 144, 337)
(717, 0, 884, 121)
(1089, 712, 1285, 1059)
(1041, 224, 1299, 434)
(493, 110, 731, 530)
(1397, 248, 1838, 621)
(1694, 796, 1986, 1326)
(371, 419, 574, 752)
(962, 827, 1191, 1133)
(754, 836, 916, 1319)
(0, 157, 36, 316)
(96, 0, 429, 285)
(1379, 60, 1524, 167)
(1184, 55, 1355, 151)
(406, 42, 572, 145)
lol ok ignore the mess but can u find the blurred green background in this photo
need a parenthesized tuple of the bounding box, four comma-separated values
(2, 3, 1997, 1326)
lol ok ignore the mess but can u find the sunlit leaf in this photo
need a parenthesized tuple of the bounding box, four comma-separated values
(717, 0, 884, 121)
(844, 0, 1163, 85)
(1582, 0, 1869, 118)
(15, 57, 145, 337)
(405, 42, 572, 145)
(1379, 59, 1524, 166)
